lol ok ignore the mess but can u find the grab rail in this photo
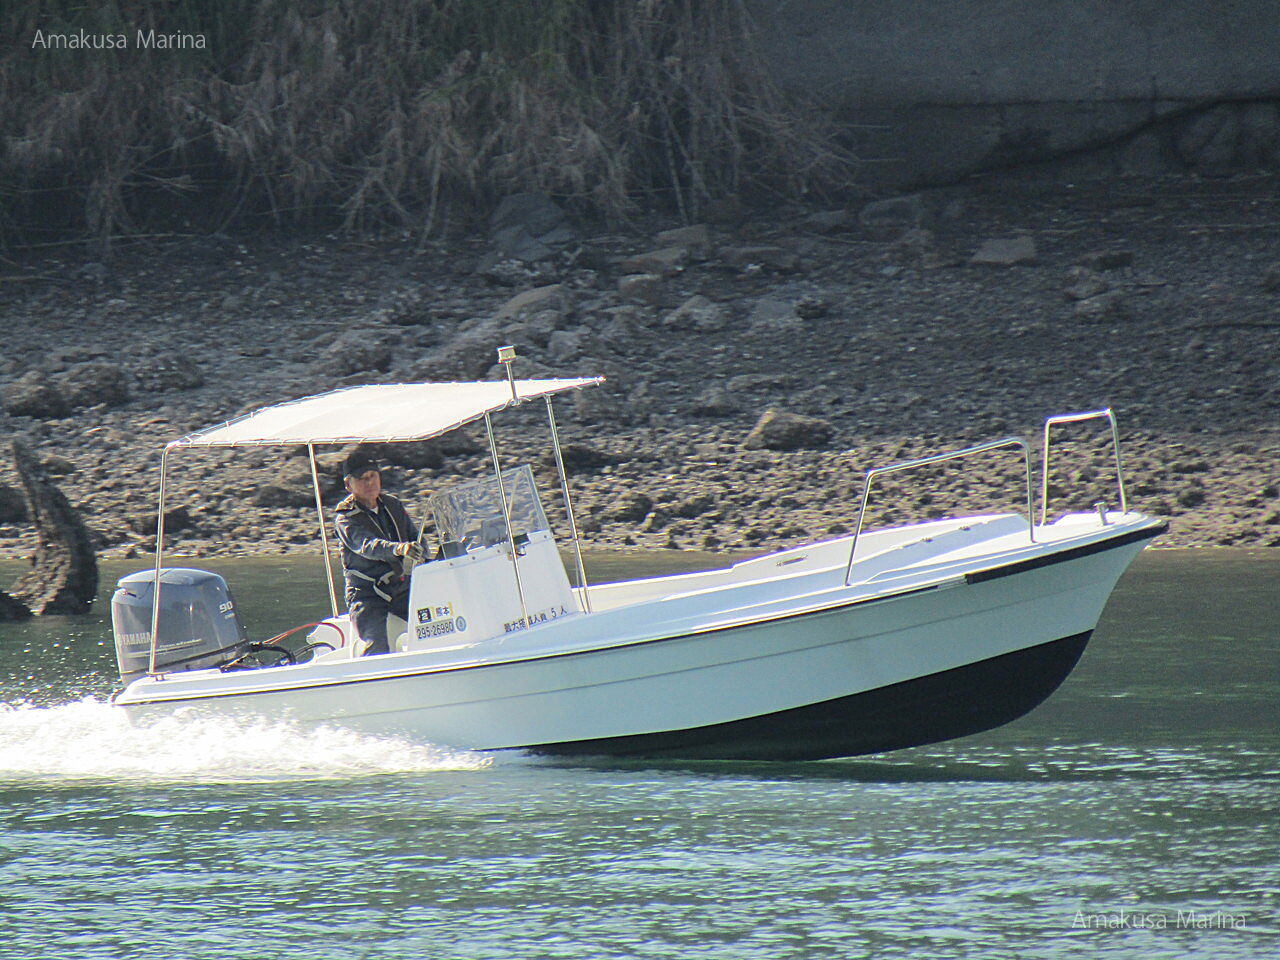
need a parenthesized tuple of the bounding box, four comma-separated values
(843, 437, 1036, 586)
(1040, 409, 1127, 525)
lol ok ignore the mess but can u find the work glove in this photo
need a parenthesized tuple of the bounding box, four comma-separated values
(394, 541, 425, 564)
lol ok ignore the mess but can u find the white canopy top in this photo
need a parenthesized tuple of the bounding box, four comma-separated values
(170, 378, 603, 447)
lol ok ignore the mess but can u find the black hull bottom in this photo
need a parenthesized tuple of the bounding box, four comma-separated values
(524, 631, 1092, 761)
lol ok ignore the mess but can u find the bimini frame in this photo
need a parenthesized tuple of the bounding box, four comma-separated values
(146, 351, 602, 676)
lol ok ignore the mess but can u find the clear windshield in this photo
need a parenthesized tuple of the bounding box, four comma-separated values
(428, 464, 550, 550)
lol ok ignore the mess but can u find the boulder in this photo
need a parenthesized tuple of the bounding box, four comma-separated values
(5, 439, 98, 615)
(860, 194, 928, 233)
(490, 192, 570, 241)
(488, 193, 576, 263)
(41, 455, 77, 476)
(618, 247, 686, 277)
(546, 329, 583, 362)
(251, 484, 314, 508)
(58, 362, 130, 409)
(1, 371, 69, 419)
(1078, 250, 1134, 271)
(655, 224, 711, 249)
(0, 591, 31, 622)
(606, 491, 653, 523)
(618, 274, 667, 305)
(719, 246, 799, 272)
(542, 443, 615, 473)
(0, 482, 27, 523)
(689, 385, 737, 417)
(744, 409, 834, 451)
(664, 295, 729, 332)
(970, 237, 1038, 267)
(496, 284, 570, 320)
(134, 353, 205, 392)
(382, 441, 446, 470)
(129, 506, 194, 537)
(315, 331, 396, 377)
(1074, 291, 1127, 321)
(673, 493, 719, 518)
(1063, 267, 1110, 301)
(802, 209, 856, 233)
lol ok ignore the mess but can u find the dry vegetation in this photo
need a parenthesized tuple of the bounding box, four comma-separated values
(0, 0, 854, 246)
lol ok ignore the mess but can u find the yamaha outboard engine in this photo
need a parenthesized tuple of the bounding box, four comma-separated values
(111, 568, 252, 681)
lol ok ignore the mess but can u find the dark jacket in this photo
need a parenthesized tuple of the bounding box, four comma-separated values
(334, 492, 418, 601)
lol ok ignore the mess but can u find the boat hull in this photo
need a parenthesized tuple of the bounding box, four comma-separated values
(526, 631, 1090, 760)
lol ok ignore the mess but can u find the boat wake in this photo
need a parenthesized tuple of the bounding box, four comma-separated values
(0, 698, 492, 783)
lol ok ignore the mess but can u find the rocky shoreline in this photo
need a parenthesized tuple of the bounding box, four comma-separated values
(0, 175, 1277, 564)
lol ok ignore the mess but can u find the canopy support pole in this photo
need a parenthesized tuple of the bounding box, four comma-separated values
(147, 445, 172, 676)
(484, 412, 529, 631)
(544, 396, 591, 612)
(309, 444, 340, 618)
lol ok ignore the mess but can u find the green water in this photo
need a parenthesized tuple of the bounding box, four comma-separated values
(0, 551, 1276, 959)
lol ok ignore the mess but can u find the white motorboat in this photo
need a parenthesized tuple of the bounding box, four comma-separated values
(111, 350, 1165, 760)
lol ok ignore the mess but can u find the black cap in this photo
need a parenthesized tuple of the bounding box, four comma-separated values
(343, 452, 383, 480)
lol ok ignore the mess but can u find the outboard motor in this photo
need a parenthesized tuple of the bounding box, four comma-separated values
(111, 568, 252, 682)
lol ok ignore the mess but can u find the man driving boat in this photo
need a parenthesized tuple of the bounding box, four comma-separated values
(334, 452, 424, 656)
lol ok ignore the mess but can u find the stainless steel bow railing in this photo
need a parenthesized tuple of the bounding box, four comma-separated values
(1040, 408, 1127, 525)
(843, 437, 1036, 586)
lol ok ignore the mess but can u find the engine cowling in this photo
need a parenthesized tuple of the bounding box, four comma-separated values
(111, 568, 251, 681)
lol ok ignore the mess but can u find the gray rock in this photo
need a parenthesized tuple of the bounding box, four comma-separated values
(1176, 105, 1239, 173)
(6, 439, 98, 615)
(41, 455, 76, 476)
(490, 192, 570, 240)
(860, 194, 928, 231)
(664, 295, 729, 332)
(1074, 291, 1127, 321)
(134, 352, 205, 392)
(744, 409, 834, 451)
(542, 443, 615, 472)
(607, 491, 653, 523)
(129, 506, 195, 536)
(58, 362, 130, 409)
(0, 483, 27, 523)
(618, 274, 667, 305)
(673, 493, 718, 518)
(803, 208, 856, 233)
(496, 284, 570, 320)
(76, 262, 110, 283)
(795, 295, 830, 320)
(618, 247, 686, 277)
(1063, 267, 1110, 301)
(377, 440, 451, 470)
(1, 371, 68, 418)
(251, 484, 313, 508)
(1177, 486, 1207, 508)
(970, 237, 1038, 266)
(475, 254, 545, 286)
(749, 297, 798, 325)
(315, 331, 395, 377)
(689, 385, 737, 417)
(1078, 250, 1134, 271)
(0, 591, 30, 622)
(547, 329, 583, 362)
(655, 224, 711, 249)
(719, 246, 798, 272)
(491, 225, 553, 263)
